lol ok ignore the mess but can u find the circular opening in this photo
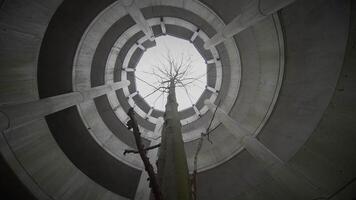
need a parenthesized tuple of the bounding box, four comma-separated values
(135, 35, 207, 111)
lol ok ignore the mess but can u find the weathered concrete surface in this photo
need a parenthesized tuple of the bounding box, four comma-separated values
(196, 0, 353, 199)
(0, 81, 129, 132)
(205, 100, 319, 199)
(288, 1, 356, 198)
(0, 0, 136, 199)
(0, 0, 63, 199)
(204, 0, 295, 48)
(0, 0, 354, 199)
(184, 12, 283, 172)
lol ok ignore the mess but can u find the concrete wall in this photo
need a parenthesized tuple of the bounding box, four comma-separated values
(0, 0, 136, 199)
(289, 1, 356, 198)
(196, 0, 354, 199)
(0, 0, 354, 199)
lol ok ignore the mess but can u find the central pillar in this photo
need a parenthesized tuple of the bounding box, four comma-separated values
(157, 80, 192, 200)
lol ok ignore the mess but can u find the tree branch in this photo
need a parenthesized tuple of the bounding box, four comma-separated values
(126, 108, 162, 200)
(123, 143, 161, 155)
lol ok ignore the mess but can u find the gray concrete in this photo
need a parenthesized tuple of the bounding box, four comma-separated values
(0, 0, 354, 199)
(123, 0, 155, 41)
(288, 1, 356, 198)
(204, 100, 319, 198)
(204, 0, 295, 48)
(0, 0, 136, 199)
(196, 0, 353, 199)
(0, 81, 129, 132)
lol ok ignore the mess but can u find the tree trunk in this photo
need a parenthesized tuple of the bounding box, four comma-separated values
(157, 80, 192, 200)
(126, 108, 162, 200)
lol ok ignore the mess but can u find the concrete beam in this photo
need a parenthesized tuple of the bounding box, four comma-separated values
(123, 0, 155, 41)
(206, 86, 218, 94)
(204, 100, 249, 140)
(193, 105, 201, 117)
(204, 0, 295, 49)
(145, 107, 154, 119)
(0, 81, 130, 132)
(190, 29, 200, 42)
(128, 91, 139, 99)
(136, 42, 146, 51)
(206, 59, 215, 64)
(123, 68, 136, 72)
(204, 100, 320, 198)
(160, 17, 166, 34)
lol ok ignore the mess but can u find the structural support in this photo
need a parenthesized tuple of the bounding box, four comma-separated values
(190, 29, 200, 42)
(204, 100, 320, 199)
(157, 80, 192, 200)
(128, 91, 139, 99)
(123, 0, 155, 41)
(123, 68, 135, 72)
(204, 0, 295, 49)
(145, 107, 154, 119)
(192, 105, 201, 117)
(0, 80, 130, 132)
(206, 86, 218, 94)
(160, 17, 166, 34)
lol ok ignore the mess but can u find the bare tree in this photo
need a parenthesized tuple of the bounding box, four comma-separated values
(124, 50, 214, 200)
(135, 51, 208, 109)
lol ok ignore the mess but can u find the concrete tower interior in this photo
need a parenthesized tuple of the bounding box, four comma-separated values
(0, 0, 355, 199)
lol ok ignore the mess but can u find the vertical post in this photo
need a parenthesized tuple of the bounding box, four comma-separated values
(157, 80, 192, 200)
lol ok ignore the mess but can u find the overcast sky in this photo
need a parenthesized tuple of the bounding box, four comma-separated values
(135, 36, 207, 111)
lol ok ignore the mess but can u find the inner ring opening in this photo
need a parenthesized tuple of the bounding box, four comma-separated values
(135, 35, 207, 111)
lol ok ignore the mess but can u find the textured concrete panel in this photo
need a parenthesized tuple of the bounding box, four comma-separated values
(46, 106, 140, 199)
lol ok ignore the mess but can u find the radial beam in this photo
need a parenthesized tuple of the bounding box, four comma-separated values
(128, 91, 139, 99)
(204, 0, 295, 49)
(123, 0, 155, 41)
(206, 86, 218, 94)
(190, 29, 200, 42)
(160, 17, 166, 34)
(204, 100, 320, 198)
(145, 107, 154, 119)
(0, 80, 130, 132)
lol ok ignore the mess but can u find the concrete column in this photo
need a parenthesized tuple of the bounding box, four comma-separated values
(145, 107, 154, 119)
(190, 29, 200, 42)
(192, 105, 201, 117)
(0, 80, 130, 132)
(160, 17, 166, 34)
(206, 86, 218, 94)
(128, 91, 139, 98)
(204, 0, 294, 49)
(123, 0, 155, 41)
(204, 100, 320, 198)
(123, 68, 135, 72)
